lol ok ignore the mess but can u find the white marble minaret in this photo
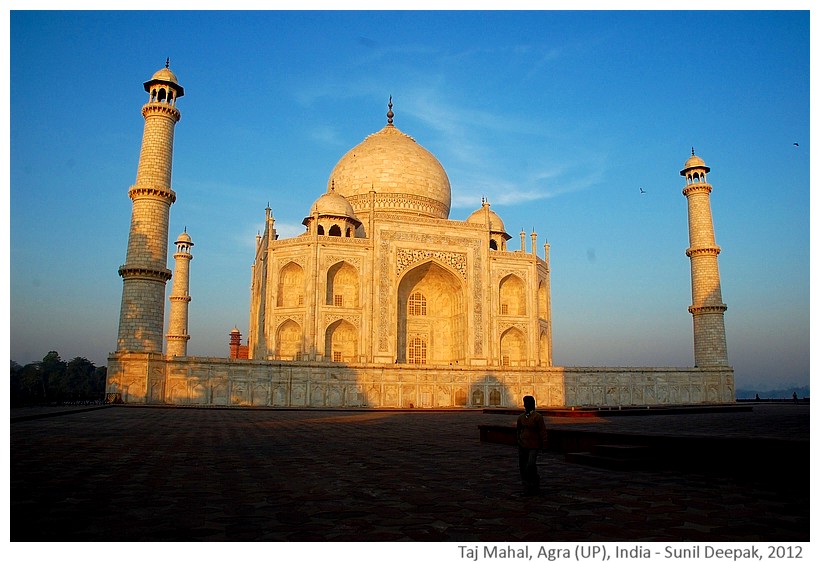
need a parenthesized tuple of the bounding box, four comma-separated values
(680, 149, 729, 367)
(166, 229, 193, 356)
(116, 60, 183, 353)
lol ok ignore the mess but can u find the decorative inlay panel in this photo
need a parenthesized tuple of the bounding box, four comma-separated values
(275, 314, 304, 329)
(496, 268, 527, 282)
(498, 321, 528, 334)
(396, 248, 467, 279)
(324, 256, 361, 270)
(277, 256, 307, 269)
(346, 193, 449, 218)
(324, 313, 361, 328)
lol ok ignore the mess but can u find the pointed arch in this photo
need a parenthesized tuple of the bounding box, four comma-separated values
(499, 274, 526, 316)
(325, 319, 358, 362)
(539, 330, 550, 366)
(326, 261, 359, 307)
(500, 326, 526, 367)
(277, 262, 304, 307)
(275, 319, 302, 360)
(538, 280, 548, 321)
(396, 260, 466, 365)
(191, 382, 207, 404)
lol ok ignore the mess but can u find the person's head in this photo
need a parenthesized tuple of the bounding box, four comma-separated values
(523, 395, 535, 412)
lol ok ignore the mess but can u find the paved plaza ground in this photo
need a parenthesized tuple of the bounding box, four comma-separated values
(9, 402, 810, 543)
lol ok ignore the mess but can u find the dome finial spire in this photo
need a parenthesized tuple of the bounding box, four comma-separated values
(691, 147, 695, 156)
(387, 96, 394, 126)
(165, 57, 170, 69)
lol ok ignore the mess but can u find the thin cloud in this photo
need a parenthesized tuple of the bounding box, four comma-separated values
(449, 153, 608, 211)
(451, 183, 551, 209)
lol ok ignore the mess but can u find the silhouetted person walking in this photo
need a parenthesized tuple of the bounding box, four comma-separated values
(517, 395, 548, 496)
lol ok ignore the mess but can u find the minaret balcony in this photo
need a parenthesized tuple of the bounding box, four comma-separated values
(682, 183, 713, 197)
(688, 304, 728, 315)
(685, 246, 721, 258)
(118, 265, 172, 282)
(128, 185, 176, 202)
(141, 102, 181, 121)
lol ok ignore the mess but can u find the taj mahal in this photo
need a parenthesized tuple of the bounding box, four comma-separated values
(106, 62, 734, 408)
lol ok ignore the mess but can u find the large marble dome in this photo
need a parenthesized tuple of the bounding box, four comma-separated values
(326, 103, 451, 220)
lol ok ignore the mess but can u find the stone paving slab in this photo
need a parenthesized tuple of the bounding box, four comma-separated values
(9, 404, 810, 542)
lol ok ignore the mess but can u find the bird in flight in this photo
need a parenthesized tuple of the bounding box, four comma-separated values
(794, 142, 799, 147)
(640, 188, 646, 194)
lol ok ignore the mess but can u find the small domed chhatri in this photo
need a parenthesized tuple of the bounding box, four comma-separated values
(681, 148, 709, 173)
(175, 229, 193, 246)
(151, 66, 180, 85)
(327, 98, 451, 220)
(466, 198, 512, 251)
(680, 148, 711, 185)
(143, 58, 184, 98)
(308, 186, 359, 220)
(302, 184, 362, 236)
(466, 199, 507, 233)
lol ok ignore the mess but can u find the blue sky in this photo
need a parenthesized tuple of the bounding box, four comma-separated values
(8, 9, 811, 392)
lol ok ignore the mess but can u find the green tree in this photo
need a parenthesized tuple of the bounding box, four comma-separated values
(11, 352, 105, 404)
(65, 357, 96, 400)
(18, 361, 46, 403)
(40, 351, 67, 402)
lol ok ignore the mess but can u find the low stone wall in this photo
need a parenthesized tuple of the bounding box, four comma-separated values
(106, 353, 735, 408)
